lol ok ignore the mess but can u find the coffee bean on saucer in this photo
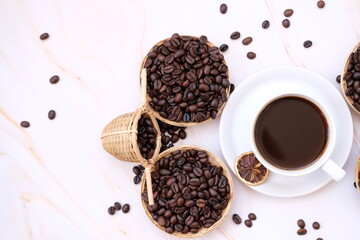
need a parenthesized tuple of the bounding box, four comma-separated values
(231, 31, 241, 40)
(232, 214, 242, 224)
(48, 110, 56, 120)
(282, 19, 290, 28)
(297, 228, 307, 235)
(220, 3, 228, 14)
(336, 75, 341, 83)
(20, 121, 30, 128)
(108, 206, 116, 215)
(220, 44, 229, 52)
(244, 219, 252, 227)
(297, 219, 305, 228)
(313, 221, 320, 230)
(262, 20, 270, 29)
(248, 213, 256, 220)
(242, 37, 253, 46)
(114, 202, 121, 211)
(122, 204, 130, 213)
(284, 9, 294, 17)
(50, 75, 60, 84)
(303, 40, 313, 48)
(40, 32, 49, 40)
(247, 52, 256, 60)
(317, 0, 325, 8)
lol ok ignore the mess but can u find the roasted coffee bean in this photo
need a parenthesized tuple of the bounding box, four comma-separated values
(220, 3, 228, 14)
(108, 206, 115, 215)
(297, 219, 305, 228)
(245, 219, 252, 227)
(242, 37, 253, 46)
(133, 175, 141, 184)
(345, 87, 354, 95)
(158, 216, 166, 227)
(317, 238, 323, 240)
(122, 204, 130, 213)
(248, 213, 256, 220)
(230, 84, 235, 93)
(178, 129, 187, 139)
(336, 75, 341, 83)
(220, 44, 229, 52)
(137, 114, 157, 159)
(20, 121, 30, 128)
(247, 52, 256, 60)
(303, 40, 313, 48)
(355, 181, 357, 188)
(232, 214, 242, 225)
(114, 202, 121, 211)
(282, 19, 290, 28)
(354, 102, 360, 111)
(50, 75, 60, 84)
(284, 9, 294, 17)
(297, 228, 307, 235)
(262, 20, 270, 29)
(313, 221, 320, 230)
(317, 0, 325, 8)
(40, 32, 49, 40)
(48, 110, 56, 120)
(133, 166, 141, 176)
(230, 31, 241, 40)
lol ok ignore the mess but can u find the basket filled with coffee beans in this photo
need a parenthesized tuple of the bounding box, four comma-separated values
(140, 145, 233, 238)
(355, 154, 360, 192)
(341, 41, 360, 114)
(142, 33, 230, 127)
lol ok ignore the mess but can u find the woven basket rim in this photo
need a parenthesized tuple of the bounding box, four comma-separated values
(140, 145, 234, 238)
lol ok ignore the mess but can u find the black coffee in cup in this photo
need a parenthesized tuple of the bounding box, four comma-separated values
(254, 96, 328, 170)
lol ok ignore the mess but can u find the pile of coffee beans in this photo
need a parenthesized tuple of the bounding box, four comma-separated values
(145, 34, 230, 124)
(296, 219, 321, 237)
(137, 114, 158, 159)
(342, 46, 360, 112)
(158, 120, 187, 152)
(232, 213, 257, 228)
(108, 202, 130, 215)
(141, 149, 231, 234)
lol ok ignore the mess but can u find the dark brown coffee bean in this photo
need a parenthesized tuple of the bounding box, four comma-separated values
(336, 75, 341, 83)
(48, 110, 56, 120)
(262, 20, 270, 29)
(317, 0, 325, 8)
(230, 31, 241, 40)
(108, 206, 115, 215)
(220, 44, 229, 52)
(247, 52, 256, 59)
(40, 32, 49, 40)
(196, 199, 205, 208)
(165, 227, 174, 233)
(49, 75, 59, 84)
(282, 19, 290, 28)
(284, 9, 294, 17)
(317, 238, 323, 240)
(174, 49, 185, 58)
(313, 221, 320, 230)
(114, 202, 121, 210)
(248, 213, 256, 220)
(122, 204, 130, 213)
(232, 214, 242, 225)
(303, 40, 312, 48)
(133, 166, 141, 176)
(354, 102, 360, 111)
(220, 3, 227, 14)
(297, 228, 307, 235)
(245, 219, 252, 227)
(199, 35, 208, 44)
(178, 129, 186, 139)
(20, 121, 30, 128)
(230, 83, 235, 93)
(345, 87, 354, 95)
(133, 175, 141, 184)
(242, 37, 253, 45)
(297, 219, 305, 228)
(157, 216, 166, 227)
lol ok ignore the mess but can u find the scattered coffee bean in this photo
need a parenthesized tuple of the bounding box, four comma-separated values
(48, 110, 56, 120)
(122, 204, 130, 213)
(230, 31, 241, 40)
(133, 166, 142, 176)
(336, 75, 341, 83)
(317, 238, 323, 240)
(220, 44, 229, 52)
(20, 121, 30, 128)
(133, 175, 141, 184)
(247, 52, 256, 60)
(313, 221, 320, 230)
(248, 213, 256, 220)
(230, 83, 235, 94)
(262, 20, 270, 29)
(232, 214, 242, 225)
(242, 37, 253, 46)
(244, 219, 252, 228)
(282, 19, 290, 28)
(303, 40, 313, 48)
(284, 9, 294, 17)
(157, 120, 187, 152)
(137, 114, 157, 159)
(220, 3, 228, 14)
(297, 228, 307, 235)
(40, 33, 49, 40)
(317, 0, 325, 8)
(178, 129, 187, 139)
(354, 181, 357, 189)
(114, 202, 122, 211)
(49, 75, 60, 84)
(297, 219, 305, 228)
(108, 206, 115, 215)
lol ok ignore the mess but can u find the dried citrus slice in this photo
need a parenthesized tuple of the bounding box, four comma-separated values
(234, 152, 269, 186)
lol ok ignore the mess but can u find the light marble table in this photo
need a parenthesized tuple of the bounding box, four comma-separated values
(1, 0, 359, 239)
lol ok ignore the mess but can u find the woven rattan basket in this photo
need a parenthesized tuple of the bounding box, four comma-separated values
(141, 35, 230, 127)
(101, 69, 161, 205)
(140, 145, 234, 238)
(355, 154, 360, 192)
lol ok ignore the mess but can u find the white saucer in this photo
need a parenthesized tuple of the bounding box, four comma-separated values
(219, 67, 353, 197)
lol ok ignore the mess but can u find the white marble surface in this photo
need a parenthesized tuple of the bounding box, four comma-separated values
(1, 0, 359, 239)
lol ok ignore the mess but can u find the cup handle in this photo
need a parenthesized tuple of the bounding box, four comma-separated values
(321, 159, 346, 181)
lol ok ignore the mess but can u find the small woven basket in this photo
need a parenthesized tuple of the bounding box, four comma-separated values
(141, 35, 230, 127)
(355, 154, 360, 192)
(140, 145, 234, 238)
(101, 69, 161, 205)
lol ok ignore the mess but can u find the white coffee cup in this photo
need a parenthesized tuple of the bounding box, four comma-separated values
(250, 93, 345, 181)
